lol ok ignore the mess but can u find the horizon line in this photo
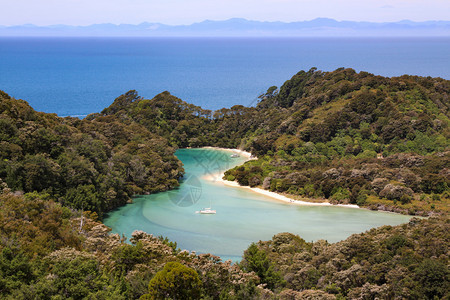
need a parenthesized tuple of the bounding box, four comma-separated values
(2, 17, 450, 27)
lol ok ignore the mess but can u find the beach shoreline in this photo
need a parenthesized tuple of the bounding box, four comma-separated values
(201, 146, 255, 159)
(200, 147, 360, 209)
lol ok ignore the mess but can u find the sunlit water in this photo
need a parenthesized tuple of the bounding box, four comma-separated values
(1, 37, 449, 116)
(104, 148, 413, 261)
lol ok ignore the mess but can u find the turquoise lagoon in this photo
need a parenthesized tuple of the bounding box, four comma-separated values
(104, 148, 413, 261)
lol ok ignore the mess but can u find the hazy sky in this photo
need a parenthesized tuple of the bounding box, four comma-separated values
(1, 0, 449, 26)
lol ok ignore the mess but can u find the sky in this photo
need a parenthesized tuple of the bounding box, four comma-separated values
(1, 0, 449, 26)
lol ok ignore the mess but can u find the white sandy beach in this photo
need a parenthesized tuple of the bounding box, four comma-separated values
(201, 147, 360, 209)
(201, 146, 255, 159)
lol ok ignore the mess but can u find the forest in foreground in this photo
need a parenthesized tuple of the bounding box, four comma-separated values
(0, 68, 449, 298)
(0, 192, 448, 299)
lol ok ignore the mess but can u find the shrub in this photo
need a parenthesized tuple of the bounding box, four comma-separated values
(226, 175, 235, 181)
(431, 194, 441, 201)
(142, 262, 202, 300)
(357, 194, 368, 206)
(400, 194, 412, 204)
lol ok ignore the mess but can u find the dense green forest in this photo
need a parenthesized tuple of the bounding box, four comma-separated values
(0, 90, 183, 218)
(1, 68, 449, 298)
(223, 69, 450, 215)
(92, 68, 449, 215)
(0, 192, 260, 299)
(240, 216, 449, 299)
(0, 191, 448, 299)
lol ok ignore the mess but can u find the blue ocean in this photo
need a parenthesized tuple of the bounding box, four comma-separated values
(0, 37, 449, 116)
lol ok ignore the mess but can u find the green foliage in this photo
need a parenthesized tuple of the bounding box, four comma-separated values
(64, 184, 102, 214)
(4, 67, 448, 216)
(356, 193, 368, 206)
(0, 68, 449, 299)
(143, 262, 202, 300)
(226, 174, 235, 181)
(385, 234, 410, 254)
(244, 217, 449, 299)
(112, 242, 145, 273)
(41, 256, 103, 299)
(157, 235, 179, 254)
(0, 191, 261, 299)
(101, 90, 142, 115)
(331, 187, 350, 202)
(0, 182, 447, 300)
(0, 91, 183, 218)
(261, 67, 321, 108)
(356, 149, 377, 159)
(415, 258, 449, 299)
(0, 246, 34, 295)
(0, 193, 81, 256)
(241, 243, 285, 290)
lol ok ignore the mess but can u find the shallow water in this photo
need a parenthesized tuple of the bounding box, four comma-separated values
(104, 148, 413, 261)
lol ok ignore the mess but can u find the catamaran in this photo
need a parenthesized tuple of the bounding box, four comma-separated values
(199, 207, 216, 214)
(197, 198, 216, 214)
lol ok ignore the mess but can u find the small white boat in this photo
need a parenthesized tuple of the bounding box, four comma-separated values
(199, 208, 216, 214)
(230, 154, 240, 158)
(197, 198, 216, 214)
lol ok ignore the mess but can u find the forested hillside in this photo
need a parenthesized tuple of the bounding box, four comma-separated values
(93, 68, 450, 215)
(223, 68, 450, 215)
(0, 91, 183, 218)
(0, 190, 447, 299)
(0, 68, 449, 299)
(241, 216, 449, 299)
(0, 192, 260, 299)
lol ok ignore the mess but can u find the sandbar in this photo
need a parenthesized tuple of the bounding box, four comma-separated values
(201, 147, 360, 209)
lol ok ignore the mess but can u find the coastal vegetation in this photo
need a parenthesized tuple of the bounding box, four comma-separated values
(0, 68, 449, 298)
(0, 192, 260, 299)
(224, 68, 449, 215)
(241, 216, 449, 299)
(0, 190, 447, 298)
(93, 68, 449, 216)
(0, 90, 183, 218)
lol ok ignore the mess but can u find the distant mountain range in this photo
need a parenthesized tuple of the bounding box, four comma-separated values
(1, 18, 449, 37)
